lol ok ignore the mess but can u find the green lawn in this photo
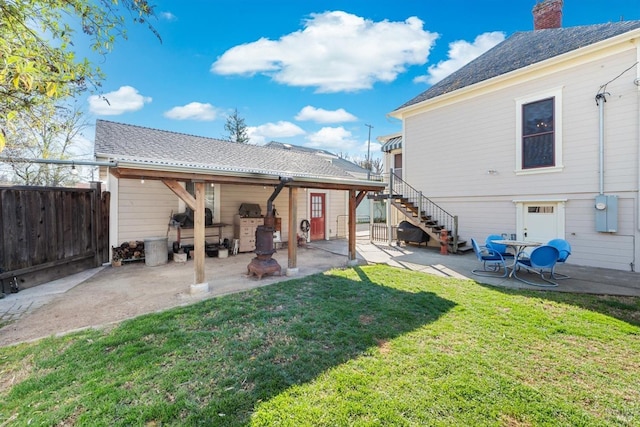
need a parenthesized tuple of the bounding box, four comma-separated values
(1, 265, 639, 426)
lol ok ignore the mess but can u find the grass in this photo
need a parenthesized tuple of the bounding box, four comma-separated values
(0, 264, 639, 426)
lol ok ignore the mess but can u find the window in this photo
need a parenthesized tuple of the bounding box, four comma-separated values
(527, 206, 554, 213)
(186, 182, 216, 218)
(515, 88, 563, 174)
(522, 98, 554, 168)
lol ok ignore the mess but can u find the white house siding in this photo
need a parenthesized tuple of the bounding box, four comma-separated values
(219, 184, 290, 242)
(109, 177, 354, 252)
(116, 178, 178, 245)
(401, 46, 639, 272)
(297, 189, 345, 240)
(330, 190, 347, 239)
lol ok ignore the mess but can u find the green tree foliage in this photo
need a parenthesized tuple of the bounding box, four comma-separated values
(224, 108, 250, 143)
(0, 0, 159, 151)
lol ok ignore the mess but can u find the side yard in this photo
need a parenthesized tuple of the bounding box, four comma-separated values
(0, 265, 638, 425)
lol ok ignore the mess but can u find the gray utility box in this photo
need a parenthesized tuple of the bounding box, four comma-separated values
(594, 195, 618, 233)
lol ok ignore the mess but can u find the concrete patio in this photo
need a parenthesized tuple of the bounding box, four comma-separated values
(1, 235, 638, 347)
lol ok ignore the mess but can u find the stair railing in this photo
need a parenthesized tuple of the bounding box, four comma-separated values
(389, 170, 459, 252)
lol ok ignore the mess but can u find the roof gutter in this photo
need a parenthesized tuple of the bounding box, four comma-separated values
(106, 158, 386, 190)
(0, 157, 118, 167)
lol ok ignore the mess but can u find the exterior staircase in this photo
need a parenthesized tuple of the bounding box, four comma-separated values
(373, 171, 471, 254)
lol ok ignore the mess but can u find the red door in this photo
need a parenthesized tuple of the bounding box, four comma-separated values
(310, 193, 325, 241)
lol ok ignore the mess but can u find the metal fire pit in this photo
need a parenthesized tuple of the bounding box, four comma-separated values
(247, 177, 292, 279)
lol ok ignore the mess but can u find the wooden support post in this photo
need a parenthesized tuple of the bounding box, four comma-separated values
(194, 181, 206, 284)
(90, 181, 101, 266)
(287, 187, 298, 275)
(348, 189, 357, 264)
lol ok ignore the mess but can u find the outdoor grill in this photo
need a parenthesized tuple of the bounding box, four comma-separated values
(247, 177, 292, 279)
(238, 203, 262, 218)
(397, 220, 429, 246)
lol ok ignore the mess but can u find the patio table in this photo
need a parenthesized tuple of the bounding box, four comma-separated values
(490, 239, 542, 277)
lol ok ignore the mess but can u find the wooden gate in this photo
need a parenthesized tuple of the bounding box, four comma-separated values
(0, 183, 110, 290)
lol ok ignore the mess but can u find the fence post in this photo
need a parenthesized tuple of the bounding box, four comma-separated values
(369, 197, 374, 244)
(453, 216, 459, 253)
(90, 182, 101, 267)
(387, 168, 393, 245)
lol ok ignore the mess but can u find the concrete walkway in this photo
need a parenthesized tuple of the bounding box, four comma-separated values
(1, 236, 638, 340)
(336, 238, 640, 296)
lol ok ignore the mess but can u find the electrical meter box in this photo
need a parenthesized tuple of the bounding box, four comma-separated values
(594, 195, 618, 233)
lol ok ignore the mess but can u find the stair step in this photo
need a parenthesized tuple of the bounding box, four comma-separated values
(391, 188, 468, 255)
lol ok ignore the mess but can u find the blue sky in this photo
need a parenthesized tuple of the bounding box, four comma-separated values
(81, 0, 640, 161)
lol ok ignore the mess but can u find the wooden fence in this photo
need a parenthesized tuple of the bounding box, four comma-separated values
(0, 183, 109, 291)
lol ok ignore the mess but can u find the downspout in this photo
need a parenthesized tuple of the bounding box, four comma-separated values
(595, 92, 608, 195)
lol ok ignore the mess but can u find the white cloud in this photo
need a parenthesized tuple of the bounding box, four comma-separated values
(305, 126, 358, 151)
(88, 86, 152, 115)
(247, 121, 306, 145)
(415, 31, 505, 85)
(295, 106, 357, 123)
(160, 11, 177, 21)
(164, 102, 219, 121)
(211, 11, 438, 93)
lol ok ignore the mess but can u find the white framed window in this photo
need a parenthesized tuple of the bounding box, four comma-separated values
(515, 87, 564, 174)
(183, 182, 221, 221)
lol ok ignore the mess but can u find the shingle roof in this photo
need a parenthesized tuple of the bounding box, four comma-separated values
(395, 20, 640, 111)
(265, 141, 334, 156)
(94, 120, 358, 180)
(265, 141, 369, 177)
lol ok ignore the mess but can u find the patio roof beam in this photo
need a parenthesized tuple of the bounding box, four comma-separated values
(112, 167, 384, 192)
(162, 179, 196, 210)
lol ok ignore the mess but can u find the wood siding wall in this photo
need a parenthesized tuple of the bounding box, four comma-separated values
(402, 46, 639, 272)
(112, 179, 350, 249)
(117, 179, 178, 245)
(0, 185, 109, 289)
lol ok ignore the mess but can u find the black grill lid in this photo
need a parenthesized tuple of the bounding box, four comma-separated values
(239, 203, 262, 218)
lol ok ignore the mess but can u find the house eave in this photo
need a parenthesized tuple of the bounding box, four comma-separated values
(97, 155, 386, 192)
(390, 27, 640, 119)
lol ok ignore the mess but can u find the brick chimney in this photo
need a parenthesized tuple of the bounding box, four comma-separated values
(532, 0, 563, 30)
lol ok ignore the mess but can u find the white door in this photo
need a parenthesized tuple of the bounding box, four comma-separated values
(522, 203, 560, 243)
(515, 201, 565, 257)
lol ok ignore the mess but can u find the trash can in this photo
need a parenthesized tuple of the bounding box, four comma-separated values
(144, 237, 168, 267)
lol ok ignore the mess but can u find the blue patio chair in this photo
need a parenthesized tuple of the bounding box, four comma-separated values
(513, 245, 560, 287)
(471, 238, 508, 277)
(547, 238, 571, 279)
(485, 234, 515, 259)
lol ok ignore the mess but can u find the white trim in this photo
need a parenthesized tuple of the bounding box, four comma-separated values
(636, 40, 640, 232)
(512, 198, 568, 203)
(108, 173, 119, 252)
(514, 165, 564, 175)
(181, 182, 221, 221)
(515, 200, 566, 242)
(515, 87, 564, 174)
(389, 28, 640, 118)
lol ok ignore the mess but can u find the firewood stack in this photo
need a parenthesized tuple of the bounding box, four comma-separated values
(112, 241, 145, 261)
